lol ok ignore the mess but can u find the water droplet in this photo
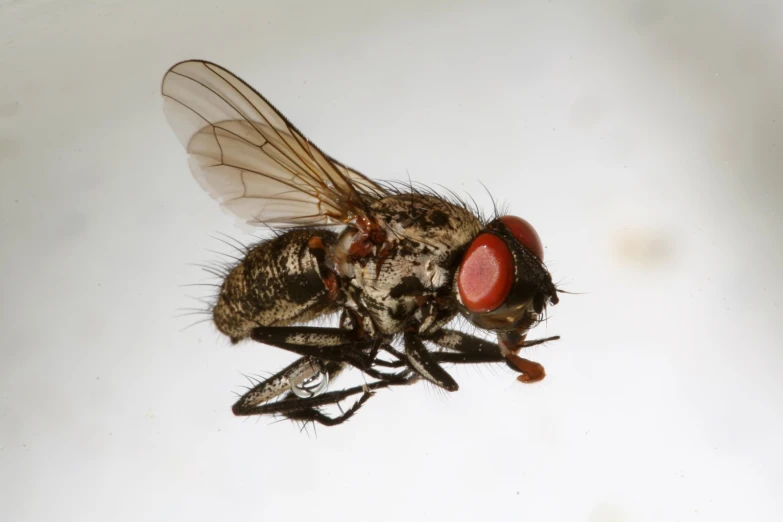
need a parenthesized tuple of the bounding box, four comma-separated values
(291, 370, 329, 398)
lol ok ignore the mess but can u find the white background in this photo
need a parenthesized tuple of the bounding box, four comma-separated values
(1, 1, 782, 521)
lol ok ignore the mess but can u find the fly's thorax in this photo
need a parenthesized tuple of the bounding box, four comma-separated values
(370, 193, 483, 290)
(371, 194, 483, 249)
(213, 229, 340, 342)
(332, 194, 483, 334)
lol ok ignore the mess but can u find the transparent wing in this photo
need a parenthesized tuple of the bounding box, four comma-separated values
(161, 60, 389, 227)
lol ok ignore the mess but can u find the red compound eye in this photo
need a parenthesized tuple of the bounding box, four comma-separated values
(458, 233, 513, 313)
(500, 216, 544, 260)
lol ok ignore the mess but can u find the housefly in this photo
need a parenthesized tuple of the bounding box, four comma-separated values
(162, 60, 560, 427)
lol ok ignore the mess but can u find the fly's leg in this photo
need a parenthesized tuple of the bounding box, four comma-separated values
(234, 373, 418, 426)
(235, 382, 377, 418)
(283, 369, 417, 426)
(233, 357, 347, 415)
(379, 330, 559, 383)
(237, 320, 416, 425)
(249, 326, 407, 382)
(426, 330, 560, 383)
(285, 388, 375, 427)
(378, 344, 503, 368)
(250, 325, 374, 368)
(280, 368, 416, 426)
(403, 331, 459, 391)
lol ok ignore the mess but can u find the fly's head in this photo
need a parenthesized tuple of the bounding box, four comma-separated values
(455, 216, 559, 354)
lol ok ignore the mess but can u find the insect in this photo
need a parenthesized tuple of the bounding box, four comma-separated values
(162, 60, 561, 427)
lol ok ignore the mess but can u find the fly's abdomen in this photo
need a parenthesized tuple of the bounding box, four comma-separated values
(214, 229, 340, 343)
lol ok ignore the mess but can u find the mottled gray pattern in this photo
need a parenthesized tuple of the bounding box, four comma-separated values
(334, 194, 483, 335)
(213, 229, 339, 342)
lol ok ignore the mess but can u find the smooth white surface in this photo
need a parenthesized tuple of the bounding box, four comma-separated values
(1, 1, 782, 521)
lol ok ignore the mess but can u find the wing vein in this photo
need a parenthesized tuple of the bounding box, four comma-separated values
(165, 90, 324, 200)
(169, 70, 320, 191)
(203, 62, 361, 202)
(162, 60, 391, 228)
(200, 64, 327, 190)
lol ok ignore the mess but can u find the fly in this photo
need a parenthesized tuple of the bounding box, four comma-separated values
(162, 60, 561, 427)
